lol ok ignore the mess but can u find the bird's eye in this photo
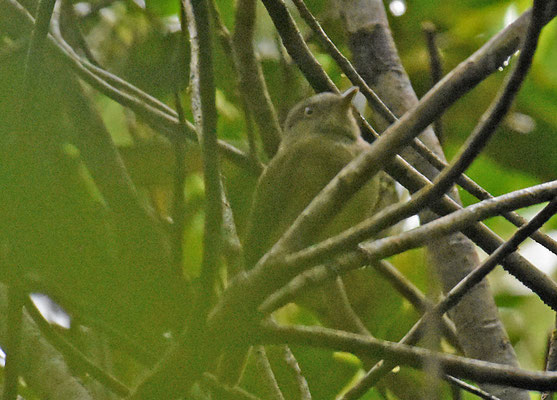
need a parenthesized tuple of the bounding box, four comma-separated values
(304, 106, 313, 116)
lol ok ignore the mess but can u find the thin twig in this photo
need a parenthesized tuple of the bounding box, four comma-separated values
(371, 260, 461, 352)
(51, 7, 180, 118)
(280, 345, 312, 400)
(59, 0, 100, 66)
(424, 0, 544, 203)
(53, 14, 255, 170)
(290, 0, 394, 123)
(444, 375, 501, 400)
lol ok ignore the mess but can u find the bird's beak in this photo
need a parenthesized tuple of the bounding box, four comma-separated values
(341, 86, 359, 109)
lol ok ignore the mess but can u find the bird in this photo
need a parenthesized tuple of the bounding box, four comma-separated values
(244, 87, 398, 269)
(217, 88, 399, 390)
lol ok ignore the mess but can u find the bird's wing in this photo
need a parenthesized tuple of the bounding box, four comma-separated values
(243, 138, 362, 268)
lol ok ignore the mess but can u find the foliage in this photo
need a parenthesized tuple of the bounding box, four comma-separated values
(0, 0, 556, 399)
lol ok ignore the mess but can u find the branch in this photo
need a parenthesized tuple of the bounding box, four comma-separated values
(280, 345, 312, 400)
(289, 0, 393, 123)
(172, 91, 188, 279)
(260, 0, 335, 93)
(127, 0, 224, 397)
(185, 0, 221, 315)
(262, 323, 557, 392)
(542, 315, 557, 400)
(361, 184, 557, 262)
(253, 346, 286, 400)
(443, 376, 502, 400)
(208, 0, 260, 162)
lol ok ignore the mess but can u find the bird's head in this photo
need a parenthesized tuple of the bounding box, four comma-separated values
(282, 87, 361, 146)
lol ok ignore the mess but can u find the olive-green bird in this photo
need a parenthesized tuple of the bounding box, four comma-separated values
(244, 87, 398, 270)
(218, 88, 399, 390)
